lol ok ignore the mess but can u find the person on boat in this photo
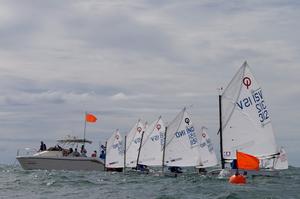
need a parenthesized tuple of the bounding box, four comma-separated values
(49, 144, 63, 151)
(68, 148, 73, 156)
(91, 150, 97, 157)
(198, 168, 207, 175)
(136, 164, 149, 173)
(168, 166, 183, 174)
(39, 141, 47, 151)
(72, 148, 80, 157)
(231, 159, 237, 169)
(80, 145, 87, 157)
(62, 148, 69, 156)
(99, 149, 106, 160)
(100, 144, 106, 151)
(55, 144, 63, 151)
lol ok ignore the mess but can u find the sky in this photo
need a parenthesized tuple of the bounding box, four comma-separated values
(0, 0, 299, 166)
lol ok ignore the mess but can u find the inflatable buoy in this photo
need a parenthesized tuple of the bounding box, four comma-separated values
(229, 174, 246, 184)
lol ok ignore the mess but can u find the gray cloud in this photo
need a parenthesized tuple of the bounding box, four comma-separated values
(0, 0, 299, 166)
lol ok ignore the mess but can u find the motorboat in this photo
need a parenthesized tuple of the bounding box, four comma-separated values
(16, 136, 105, 171)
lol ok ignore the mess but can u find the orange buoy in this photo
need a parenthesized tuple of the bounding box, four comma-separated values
(229, 174, 246, 184)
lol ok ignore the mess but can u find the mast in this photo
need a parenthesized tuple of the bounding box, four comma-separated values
(123, 135, 127, 173)
(83, 112, 87, 146)
(219, 93, 225, 169)
(136, 131, 145, 169)
(161, 126, 167, 174)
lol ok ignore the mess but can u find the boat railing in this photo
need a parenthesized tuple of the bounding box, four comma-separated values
(16, 148, 38, 157)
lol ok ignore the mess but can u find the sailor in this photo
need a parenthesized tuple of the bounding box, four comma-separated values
(100, 144, 106, 151)
(198, 168, 207, 175)
(231, 159, 237, 169)
(39, 141, 47, 151)
(68, 148, 73, 156)
(91, 150, 97, 157)
(56, 144, 63, 151)
(72, 148, 80, 157)
(168, 166, 183, 174)
(136, 164, 149, 173)
(99, 150, 106, 160)
(80, 145, 87, 157)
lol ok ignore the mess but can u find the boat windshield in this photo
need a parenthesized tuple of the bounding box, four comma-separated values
(56, 135, 92, 147)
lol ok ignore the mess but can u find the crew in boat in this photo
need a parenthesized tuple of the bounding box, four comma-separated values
(80, 145, 87, 157)
(231, 159, 238, 169)
(168, 166, 183, 174)
(47, 144, 63, 151)
(39, 141, 47, 151)
(72, 148, 80, 157)
(100, 144, 106, 151)
(68, 148, 73, 156)
(198, 168, 207, 175)
(55, 144, 63, 151)
(136, 164, 149, 173)
(91, 150, 97, 157)
(99, 149, 106, 160)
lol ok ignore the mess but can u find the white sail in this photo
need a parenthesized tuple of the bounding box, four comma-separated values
(144, 121, 149, 130)
(221, 61, 283, 166)
(273, 147, 288, 170)
(164, 108, 202, 167)
(105, 129, 124, 168)
(125, 119, 144, 167)
(196, 127, 218, 168)
(139, 116, 165, 166)
(259, 147, 288, 170)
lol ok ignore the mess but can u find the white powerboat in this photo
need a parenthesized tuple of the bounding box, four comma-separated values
(16, 136, 105, 171)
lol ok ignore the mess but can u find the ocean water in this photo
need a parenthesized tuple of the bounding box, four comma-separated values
(0, 164, 300, 199)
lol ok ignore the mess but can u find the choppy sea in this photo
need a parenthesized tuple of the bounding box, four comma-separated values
(0, 164, 299, 199)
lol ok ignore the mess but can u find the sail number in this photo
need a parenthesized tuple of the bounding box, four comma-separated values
(175, 126, 198, 147)
(150, 132, 165, 146)
(236, 88, 270, 125)
(200, 138, 214, 153)
(133, 137, 141, 144)
(256, 100, 269, 123)
(112, 141, 123, 154)
(150, 132, 165, 150)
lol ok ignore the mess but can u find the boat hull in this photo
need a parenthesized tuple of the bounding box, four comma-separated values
(209, 168, 280, 178)
(16, 156, 105, 171)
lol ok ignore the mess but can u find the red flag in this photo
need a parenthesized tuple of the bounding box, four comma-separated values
(237, 151, 259, 171)
(86, 113, 97, 123)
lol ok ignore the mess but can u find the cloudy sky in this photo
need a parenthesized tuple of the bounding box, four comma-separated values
(0, 0, 299, 166)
